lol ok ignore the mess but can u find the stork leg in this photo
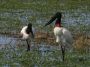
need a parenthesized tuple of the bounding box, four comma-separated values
(26, 39, 30, 51)
(61, 45, 65, 61)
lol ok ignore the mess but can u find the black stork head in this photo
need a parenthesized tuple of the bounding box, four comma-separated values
(26, 23, 34, 38)
(55, 12, 62, 20)
(28, 23, 32, 29)
(45, 12, 62, 26)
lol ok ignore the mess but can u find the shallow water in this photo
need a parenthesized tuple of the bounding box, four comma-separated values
(0, 34, 89, 67)
(0, 9, 90, 25)
(0, 35, 16, 45)
(0, 35, 56, 51)
(0, 8, 90, 67)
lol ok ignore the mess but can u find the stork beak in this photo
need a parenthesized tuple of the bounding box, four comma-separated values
(45, 12, 62, 26)
(45, 15, 57, 26)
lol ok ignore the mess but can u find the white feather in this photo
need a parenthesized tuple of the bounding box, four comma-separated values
(20, 26, 29, 39)
(54, 27, 63, 42)
(54, 27, 73, 45)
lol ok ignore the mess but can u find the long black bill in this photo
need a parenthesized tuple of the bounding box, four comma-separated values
(45, 12, 62, 26)
(45, 15, 57, 26)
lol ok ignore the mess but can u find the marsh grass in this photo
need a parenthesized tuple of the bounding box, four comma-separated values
(0, 0, 90, 67)
(0, 44, 90, 67)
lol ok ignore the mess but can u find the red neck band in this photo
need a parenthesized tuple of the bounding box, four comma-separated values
(55, 19, 61, 27)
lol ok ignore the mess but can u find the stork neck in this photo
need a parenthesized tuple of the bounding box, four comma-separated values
(55, 19, 61, 27)
(26, 26, 32, 34)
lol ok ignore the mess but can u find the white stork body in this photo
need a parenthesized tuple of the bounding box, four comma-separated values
(54, 27, 73, 45)
(20, 26, 29, 39)
(45, 12, 73, 61)
(54, 27, 73, 61)
(20, 23, 34, 51)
